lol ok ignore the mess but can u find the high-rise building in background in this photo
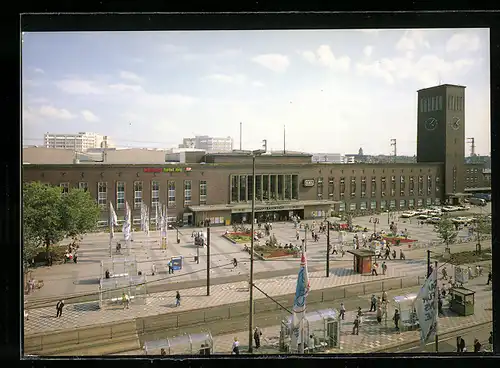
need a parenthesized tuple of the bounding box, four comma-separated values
(43, 132, 111, 152)
(179, 135, 233, 152)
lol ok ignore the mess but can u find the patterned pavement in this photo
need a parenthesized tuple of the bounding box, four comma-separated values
(25, 257, 429, 335)
(145, 276, 491, 355)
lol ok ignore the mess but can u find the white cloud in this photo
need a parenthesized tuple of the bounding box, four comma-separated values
(33, 67, 45, 74)
(395, 30, 430, 51)
(38, 105, 76, 120)
(363, 45, 374, 57)
(356, 54, 477, 86)
(302, 45, 350, 71)
(81, 110, 100, 122)
(183, 49, 242, 61)
(446, 33, 481, 53)
(252, 81, 265, 87)
(252, 54, 290, 73)
(119, 70, 143, 83)
(108, 83, 143, 93)
(204, 73, 247, 84)
(55, 78, 105, 95)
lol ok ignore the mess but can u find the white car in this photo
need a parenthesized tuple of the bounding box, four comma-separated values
(400, 211, 416, 218)
(428, 210, 442, 216)
(416, 214, 429, 220)
(442, 206, 459, 212)
(452, 217, 470, 224)
(426, 217, 441, 224)
(457, 205, 470, 211)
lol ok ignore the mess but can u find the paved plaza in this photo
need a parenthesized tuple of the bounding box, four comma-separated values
(24, 239, 490, 336)
(27, 204, 491, 301)
(137, 274, 492, 355)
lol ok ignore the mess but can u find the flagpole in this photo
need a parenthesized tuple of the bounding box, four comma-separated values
(299, 229, 307, 355)
(435, 261, 439, 352)
(109, 202, 113, 258)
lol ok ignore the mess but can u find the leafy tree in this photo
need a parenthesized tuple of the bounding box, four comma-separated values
(59, 187, 100, 241)
(23, 182, 101, 265)
(434, 215, 458, 248)
(23, 182, 66, 262)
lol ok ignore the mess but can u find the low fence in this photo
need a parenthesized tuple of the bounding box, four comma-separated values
(25, 274, 425, 354)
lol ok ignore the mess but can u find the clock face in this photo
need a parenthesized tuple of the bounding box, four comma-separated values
(424, 117, 438, 131)
(451, 117, 461, 130)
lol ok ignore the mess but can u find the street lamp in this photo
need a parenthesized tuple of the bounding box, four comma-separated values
(248, 148, 265, 354)
(369, 217, 380, 234)
(326, 220, 330, 277)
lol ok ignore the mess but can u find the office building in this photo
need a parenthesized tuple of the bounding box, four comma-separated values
(43, 132, 110, 152)
(179, 135, 233, 153)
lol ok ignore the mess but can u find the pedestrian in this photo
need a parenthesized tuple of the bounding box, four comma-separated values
(393, 309, 400, 332)
(296, 233, 300, 241)
(382, 262, 387, 275)
(332, 244, 338, 255)
(399, 249, 405, 260)
(122, 292, 130, 309)
(175, 291, 181, 307)
(369, 295, 377, 312)
(151, 263, 156, 276)
(232, 337, 240, 355)
(457, 336, 465, 353)
(438, 297, 443, 315)
(339, 303, 346, 320)
(382, 291, 388, 303)
(233, 258, 238, 268)
(376, 306, 382, 323)
(473, 338, 481, 353)
(384, 248, 390, 260)
(160, 348, 166, 356)
(352, 316, 360, 335)
(56, 299, 64, 318)
(73, 252, 78, 263)
(487, 271, 492, 285)
(253, 327, 262, 349)
(372, 262, 378, 276)
(392, 249, 397, 260)
(168, 260, 174, 274)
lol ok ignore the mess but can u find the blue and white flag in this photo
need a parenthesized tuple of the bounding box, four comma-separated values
(291, 243, 310, 349)
(144, 205, 150, 236)
(109, 202, 118, 242)
(123, 201, 132, 241)
(140, 202, 148, 233)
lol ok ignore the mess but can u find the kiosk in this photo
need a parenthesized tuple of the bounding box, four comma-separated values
(449, 287, 475, 316)
(346, 249, 376, 275)
(171, 256, 183, 271)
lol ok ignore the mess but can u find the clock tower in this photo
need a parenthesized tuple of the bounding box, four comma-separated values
(416, 84, 466, 202)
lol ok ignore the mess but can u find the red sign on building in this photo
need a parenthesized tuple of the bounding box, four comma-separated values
(143, 168, 162, 173)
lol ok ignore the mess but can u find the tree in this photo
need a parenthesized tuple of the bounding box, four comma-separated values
(59, 187, 100, 241)
(23, 182, 101, 265)
(23, 182, 66, 262)
(434, 216, 458, 248)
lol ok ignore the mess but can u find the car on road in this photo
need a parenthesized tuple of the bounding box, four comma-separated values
(416, 214, 429, 220)
(456, 205, 470, 211)
(400, 211, 416, 218)
(452, 217, 471, 224)
(428, 209, 442, 216)
(442, 206, 460, 212)
(469, 197, 487, 206)
(426, 217, 441, 224)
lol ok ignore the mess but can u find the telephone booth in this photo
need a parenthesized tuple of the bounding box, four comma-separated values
(346, 249, 376, 274)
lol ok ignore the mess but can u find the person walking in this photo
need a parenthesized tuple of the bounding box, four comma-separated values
(168, 260, 174, 274)
(151, 263, 156, 276)
(369, 295, 377, 312)
(175, 291, 181, 307)
(253, 327, 262, 349)
(376, 305, 383, 323)
(232, 337, 240, 355)
(382, 262, 387, 275)
(352, 316, 360, 335)
(487, 270, 492, 285)
(382, 291, 388, 304)
(393, 309, 400, 332)
(438, 297, 443, 316)
(457, 336, 466, 353)
(372, 262, 379, 276)
(473, 338, 482, 353)
(332, 243, 338, 255)
(339, 303, 346, 320)
(56, 299, 65, 318)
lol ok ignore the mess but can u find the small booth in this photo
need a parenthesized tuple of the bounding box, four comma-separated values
(449, 287, 475, 316)
(143, 332, 213, 356)
(279, 309, 340, 353)
(98, 274, 147, 308)
(347, 249, 375, 275)
(393, 293, 419, 331)
(101, 256, 138, 280)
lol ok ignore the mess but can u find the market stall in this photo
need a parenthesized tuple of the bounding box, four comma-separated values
(280, 309, 340, 353)
(449, 287, 475, 316)
(143, 332, 213, 355)
(392, 293, 419, 331)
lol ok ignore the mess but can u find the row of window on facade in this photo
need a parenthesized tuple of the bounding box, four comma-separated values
(338, 197, 441, 212)
(419, 95, 463, 113)
(58, 180, 207, 210)
(229, 174, 441, 203)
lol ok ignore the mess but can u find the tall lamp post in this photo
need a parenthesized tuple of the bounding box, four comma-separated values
(326, 220, 330, 277)
(369, 217, 380, 234)
(248, 148, 265, 354)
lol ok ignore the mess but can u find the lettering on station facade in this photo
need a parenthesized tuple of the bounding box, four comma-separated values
(143, 167, 192, 173)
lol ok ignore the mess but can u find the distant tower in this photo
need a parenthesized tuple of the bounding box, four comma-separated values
(358, 147, 364, 156)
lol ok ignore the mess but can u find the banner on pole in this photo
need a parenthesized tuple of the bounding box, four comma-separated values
(291, 243, 311, 351)
(415, 267, 438, 344)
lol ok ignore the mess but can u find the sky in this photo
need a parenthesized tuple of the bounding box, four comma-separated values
(21, 28, 490, 156)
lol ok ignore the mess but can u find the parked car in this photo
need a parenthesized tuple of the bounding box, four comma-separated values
(469, 197, 487, 206)
(416, 214, 429, 220)
(457, 205, 470, 211)
(400, 211, 416, 218)
(426, 217, 441, 224)
(442, 206, 459, 212)
(452, 217, 471, 224)
(428, 210, 442, 216)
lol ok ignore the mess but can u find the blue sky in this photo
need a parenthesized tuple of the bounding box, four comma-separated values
(22, 28, 490, 155)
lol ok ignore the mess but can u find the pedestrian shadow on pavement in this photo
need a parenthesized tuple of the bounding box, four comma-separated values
(73, 278, 100, 285)
(330, 268, 356, 277)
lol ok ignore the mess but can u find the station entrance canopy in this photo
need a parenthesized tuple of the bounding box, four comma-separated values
(188, 200, 339, 214)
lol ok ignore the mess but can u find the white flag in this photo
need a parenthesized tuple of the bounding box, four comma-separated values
(109, 202, 118, 241)
(123, 201, 132, 241)
(145, 206, 150, 236)
(415, 266, 438, 344)
(140, 202, 148, 233)
(155, 203, 160, 231)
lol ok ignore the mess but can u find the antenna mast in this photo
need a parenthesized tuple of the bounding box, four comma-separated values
(390, 139, 397, 163)
(239, 122, 242, 151)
